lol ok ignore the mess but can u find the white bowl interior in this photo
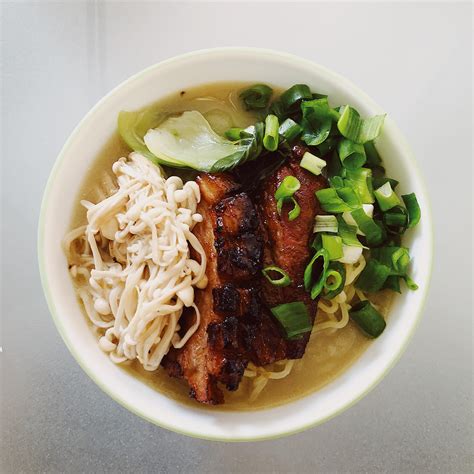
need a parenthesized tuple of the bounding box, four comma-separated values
(39, 48, 433, 441)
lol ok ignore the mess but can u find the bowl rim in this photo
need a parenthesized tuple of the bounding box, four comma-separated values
(38, 47, 434, 442)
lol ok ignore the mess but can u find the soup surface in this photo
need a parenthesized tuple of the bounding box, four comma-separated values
(71, 82, 391, 410)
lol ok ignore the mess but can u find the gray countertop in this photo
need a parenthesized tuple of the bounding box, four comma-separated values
(1, 1, 472, 473)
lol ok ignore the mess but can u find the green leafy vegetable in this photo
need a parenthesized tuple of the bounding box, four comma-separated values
(239, 84, 273, 110)
(337, 106, 386, 144)
(143, 111, 263, 172)
(270, 302, 312, 339)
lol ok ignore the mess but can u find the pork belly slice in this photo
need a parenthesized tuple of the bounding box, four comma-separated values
(162, 173, 263, 404)
(252, 147, 328, 364)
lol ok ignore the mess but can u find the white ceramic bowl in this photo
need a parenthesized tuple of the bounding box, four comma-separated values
(38, 48, 433, 441)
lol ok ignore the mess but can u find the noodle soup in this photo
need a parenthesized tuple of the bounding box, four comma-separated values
(67, 82, 395, 410)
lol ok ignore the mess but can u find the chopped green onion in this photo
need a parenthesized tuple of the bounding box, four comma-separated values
(349, 300, 386, 338)
(315, 188, 352, 213)
(270, 301, 312, 339)
(338, 244, 364, 264)
(314, 215, 338, 233)
(383, 275, 401, 293)
(304, 248, 330, 299)
(279, 84, 312, 111)
(338, 139, 367, 169)
(371, 246, 411, 277)
(343, 168, 374, 203)
(322, 234, 343, 260)
(300, 98, 339, 146)
(383, 205, 408, 234)
(355, 259, 391, 292)
(263, 114, 280, 151)
(279, 118, 302, 142)
(364, 141, 382, 167)
(337, 106, 386, 144)
(372, 176, 399, 190)
(335, 186, 361, 208)
(301, 118, 332, 146)
(337, 216, 364, 247)
(324, 269, 343, 291)
(262, 266, 292, 287)
(277, 196, 301, 221)
(404, 275, 419, 290)
(351, 208, 385, 246)
(402, 193, 421, 228)
(275, 175, 300, 200)
(224, 127, 244, 141)
(322, 262, 346, 299)
(239, 84, 273, 110)
(300, 151, 327, 176)
(342, 204, 374, 235)
(374, 182, 401, 211)
(317, 137, 338, 157)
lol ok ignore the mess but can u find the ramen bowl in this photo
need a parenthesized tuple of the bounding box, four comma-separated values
(38, 48, 433, 441)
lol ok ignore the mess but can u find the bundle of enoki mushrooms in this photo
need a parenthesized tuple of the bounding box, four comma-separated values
(64, 152, 207, 371)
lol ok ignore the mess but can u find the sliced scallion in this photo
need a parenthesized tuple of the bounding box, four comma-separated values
(270, 301, 312, 339)
(404, 275, 419, 291)
(322, 234, 343, 260)
(224, 127, 244, 141)
(364, 141, 382, 167)
(355, 259, 391, 292)
(374, 182, 400, 211)
(372, 176, 399, 190)
(342, 204, 374, 235)
(337, 106, 386, 144)
(239, 84, 273, 110)
(383, 205, 408, 234)
(338, 139, 367, 169)
(304, 248, 330, 299)
(338, 244, 364, 264)
(300, 151, 327, 176)
(351, 208, 385, 246)
(279, 84, 312, 111)
(402, 193, 421, 228)
(349, 300, 386, 338)
(279, 118, 302, 142)
(322, 262, 346, 299)
(275, 175, 300, 200)
(277, 196, 301, 221)
(263, 114, 280, 151)
(262, 266, 292, 287)
(383, 275, 401, 293)
(314, 215, 338, 233)
(344, 168, 374, 203)
(337, 216, 364, 247)
(315, 188, 352, 213)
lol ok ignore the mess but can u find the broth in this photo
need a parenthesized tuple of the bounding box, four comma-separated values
(70, 82, 392, 410)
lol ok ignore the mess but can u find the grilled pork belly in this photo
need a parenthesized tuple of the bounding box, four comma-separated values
(162, 149, 327, 404)
(162, 173, 262, 404)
